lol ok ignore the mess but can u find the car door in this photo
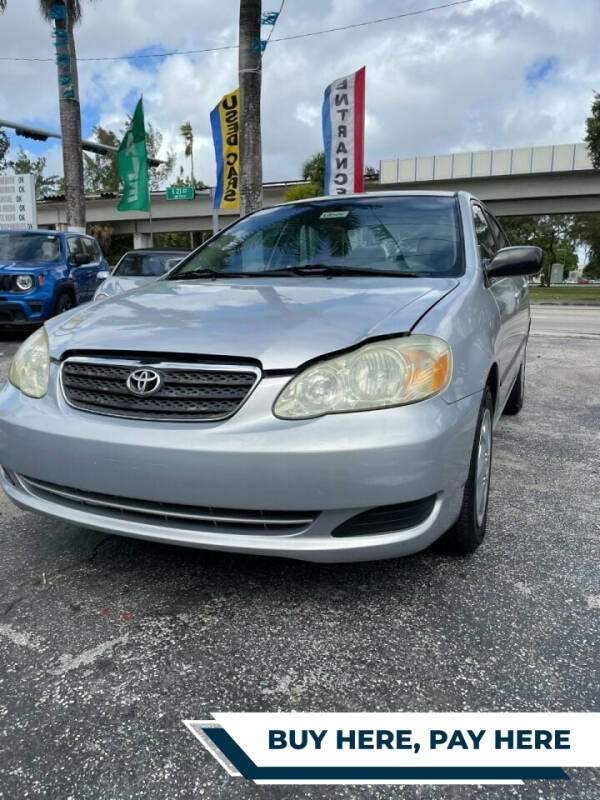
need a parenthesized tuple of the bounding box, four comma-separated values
(483, 206, 529, 396)
(82, 236, 105, 296)
(471, 202, 517, 411)
(65, 236, 89, 303)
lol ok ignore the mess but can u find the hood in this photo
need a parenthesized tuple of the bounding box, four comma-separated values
(98, 275, 156, 297)
(48, 276, 458, 370)
(0, 260, 48, 272)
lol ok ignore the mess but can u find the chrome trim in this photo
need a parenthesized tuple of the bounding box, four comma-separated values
(14, 474, 316, 529)
(59, 355, 262, 423)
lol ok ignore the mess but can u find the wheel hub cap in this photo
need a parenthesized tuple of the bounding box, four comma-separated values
(475, 408, 492, 527)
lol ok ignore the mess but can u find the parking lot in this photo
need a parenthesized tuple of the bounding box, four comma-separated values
(1, 308, 599, 799)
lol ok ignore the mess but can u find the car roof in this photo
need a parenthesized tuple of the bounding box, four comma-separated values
(121, 249, 189, 255)
(0, 229, 65, 235)
(280, 190, 459, 207)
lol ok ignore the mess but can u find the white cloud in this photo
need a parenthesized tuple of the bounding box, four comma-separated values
(0, 0, 599, 187)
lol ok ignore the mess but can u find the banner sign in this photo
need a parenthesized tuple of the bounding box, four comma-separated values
(185, 712, 600, 786)
(210, 89, 240, 210)
(117, 97, 150, 213)
(322, 67, 365, 195)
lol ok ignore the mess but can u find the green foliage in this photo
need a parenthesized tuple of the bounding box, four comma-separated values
(585, 92, 600, 170)
(153, 231, 192, 249)
(283, 183, 321, 202)
(83, 126, 120, 193)
(8, 147, 61, 198)
(301, 152, 325, 191)
(571, 213, 600, 278)
(501, 215, 578, 285)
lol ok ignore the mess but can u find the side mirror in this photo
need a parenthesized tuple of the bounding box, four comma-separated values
(96, 270, 109, 281)
(486, 246, 543, 278)
(71, 253, 92, 267)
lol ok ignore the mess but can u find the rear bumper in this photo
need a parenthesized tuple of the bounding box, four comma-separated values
(0, 371, 482, 562)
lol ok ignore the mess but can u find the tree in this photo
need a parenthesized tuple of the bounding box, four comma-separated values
(238, 0, 263, 214)
(180, 121, 194, 186)
(501, 215, 578, 285)
(585, 92, 600, 170)
(570, 213, 600, 278)
(0, 128, 9, 171)
(83, 121, 175, 194)
(302, 152, 325, 190)
(1, 0, 96, 229)
(8, 148, 61, 198)
(283, 152, 324, 201)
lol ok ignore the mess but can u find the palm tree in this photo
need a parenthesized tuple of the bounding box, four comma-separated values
(0, 0, 89, 230)
(238, 0, 263, 214)
(179, 121, 194, 186)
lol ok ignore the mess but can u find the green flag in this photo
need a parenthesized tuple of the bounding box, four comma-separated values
(117, 97, 150, 212)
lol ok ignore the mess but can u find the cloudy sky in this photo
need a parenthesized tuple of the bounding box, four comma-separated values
(0, 0, 599, 188)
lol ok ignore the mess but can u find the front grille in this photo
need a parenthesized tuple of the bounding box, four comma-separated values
(61, 357, 261, 422)
(0, 303, 27, 323)
(13, 473, 319, 536)
(332, 495, 437, 537)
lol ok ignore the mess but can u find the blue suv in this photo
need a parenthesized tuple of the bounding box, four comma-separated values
(0, 229, 108, 327)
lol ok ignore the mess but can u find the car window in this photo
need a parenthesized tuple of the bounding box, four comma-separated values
(0, 232, 62, 263)
(172, 196, 464, 278)
(66, 236, 84, 258)
(471, 204, 496, 263)
(114, 252, 181, 277)
(484, 210, 510, 250)
(83, 238, 98, 261)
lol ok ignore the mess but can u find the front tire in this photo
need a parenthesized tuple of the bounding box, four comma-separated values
(441, 386, 494, 555)
(53, 291, 74, 316)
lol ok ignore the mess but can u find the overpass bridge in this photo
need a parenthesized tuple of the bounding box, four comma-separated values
(36, 142, 600, 245)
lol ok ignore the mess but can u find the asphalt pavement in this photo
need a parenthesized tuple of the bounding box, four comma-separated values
(0, 307, 599, 800)
(530, 306, 600, 338)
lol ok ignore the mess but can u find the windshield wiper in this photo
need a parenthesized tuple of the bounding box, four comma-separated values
(169, 269, 249, 280)
(169, 265, 423, 280)
(264, 264, 422, 277)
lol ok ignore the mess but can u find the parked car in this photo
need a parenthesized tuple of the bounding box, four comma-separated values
(94, 248, 188, 301)
(0, 192, 541, 562)
(0, 229, 108, 327)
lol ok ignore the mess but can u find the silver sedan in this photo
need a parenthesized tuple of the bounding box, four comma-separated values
(0, 192, 541, 562)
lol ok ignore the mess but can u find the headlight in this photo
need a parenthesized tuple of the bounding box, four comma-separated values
(15, 274, 34, 292)
(8, 327, 50, 398)
(273, 335, 452, 419)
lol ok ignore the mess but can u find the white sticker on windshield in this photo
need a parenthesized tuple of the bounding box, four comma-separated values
(319, 211, 349, 219)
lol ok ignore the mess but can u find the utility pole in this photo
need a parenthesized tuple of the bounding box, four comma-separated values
(238, 0, 263, 215)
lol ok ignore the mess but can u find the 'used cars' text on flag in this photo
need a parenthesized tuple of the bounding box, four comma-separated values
(211, 89, 240, 209)
(322, 67, 366, 195)
(117, 97, 150, 213)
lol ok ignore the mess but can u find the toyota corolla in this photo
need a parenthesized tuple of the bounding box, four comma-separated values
(0, 192, 541, 562)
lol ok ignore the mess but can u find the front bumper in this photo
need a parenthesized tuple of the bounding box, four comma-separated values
(0, 291, 53, 325)
(0, 368, 482, 562)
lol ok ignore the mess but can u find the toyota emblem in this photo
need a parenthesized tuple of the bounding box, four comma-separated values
(126, 368, 162, 396)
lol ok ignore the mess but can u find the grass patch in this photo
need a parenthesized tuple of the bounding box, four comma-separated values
(529, 285, 600, 302)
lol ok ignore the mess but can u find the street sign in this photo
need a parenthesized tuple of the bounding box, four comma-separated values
(0, 173, 37, 230)
(166, 186, 195, 200)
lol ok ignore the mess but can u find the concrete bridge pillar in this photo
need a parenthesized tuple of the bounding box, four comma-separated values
(133, 231, 153, 249)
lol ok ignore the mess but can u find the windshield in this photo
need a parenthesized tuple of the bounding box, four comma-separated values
(171, 196, 463, 279)
(114, 252, 185, 277)
(0, 232, 62, 264)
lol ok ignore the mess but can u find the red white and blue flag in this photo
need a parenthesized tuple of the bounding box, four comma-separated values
(322, 67, 365, 195)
